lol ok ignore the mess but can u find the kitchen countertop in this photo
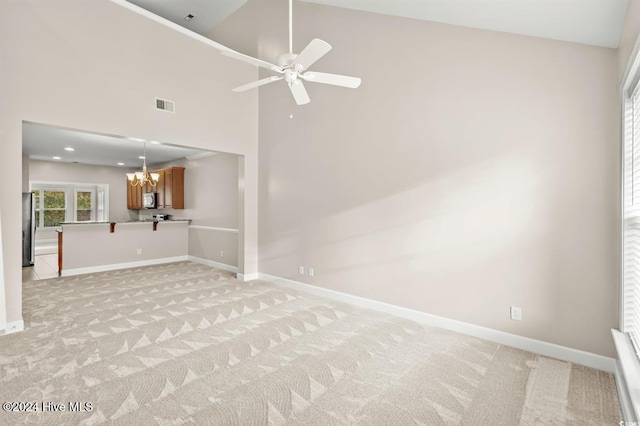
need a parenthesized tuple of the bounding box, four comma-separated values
(61, 219, 191, 225)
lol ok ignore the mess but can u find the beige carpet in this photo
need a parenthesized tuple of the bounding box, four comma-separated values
(0, 262, 621, 425)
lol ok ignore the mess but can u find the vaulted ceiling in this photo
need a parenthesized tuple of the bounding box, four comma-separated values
(130, 0, 628, 48)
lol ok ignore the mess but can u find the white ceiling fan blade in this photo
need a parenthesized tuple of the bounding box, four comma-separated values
(301, 71, 361, 88)
(292, 39, 332, 71)
(221, 50, 284, 73)
(233, 76, 283, 93)
(289, 81, 311, 105)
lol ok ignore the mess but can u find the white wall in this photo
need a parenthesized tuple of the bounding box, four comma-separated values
(215, 0, 619, 357)
(0, 0, 259, 328)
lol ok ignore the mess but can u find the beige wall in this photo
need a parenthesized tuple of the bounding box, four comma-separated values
(62, 222, 188, 272)
(144, 152, 240, 267)
(29, 159, 139, 223)
(147, 153, 239, 227)
(0, 0, 259, 326)
(189, 228, 239, 267)
(218, 0, 620, 356)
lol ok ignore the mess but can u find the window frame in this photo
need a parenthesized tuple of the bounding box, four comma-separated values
(33, 187, 69, 229)
(622, 49, 640, 354)
(617, 32, 640, 423)
(30, 182, 109, 228)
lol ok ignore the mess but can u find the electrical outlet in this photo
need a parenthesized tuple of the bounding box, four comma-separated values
(137, 248, 142, 255)
(298, 266, 305, 275)
(510, 306, 522, 321)
(220, 250, 224, 258)
(308, 267, 314, 277)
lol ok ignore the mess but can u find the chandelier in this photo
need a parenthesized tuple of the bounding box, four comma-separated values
(126, 142, 159, 188)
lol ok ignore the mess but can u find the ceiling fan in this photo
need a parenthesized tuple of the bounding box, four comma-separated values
(221, 0, 361, 105)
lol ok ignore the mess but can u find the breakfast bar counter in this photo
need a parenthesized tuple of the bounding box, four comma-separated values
(58, 220, 190, 277)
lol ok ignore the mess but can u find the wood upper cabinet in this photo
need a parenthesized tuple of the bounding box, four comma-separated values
(126, 167, 184, 210)
(153, 166, 185, 209)
(126, 179, 143, 209)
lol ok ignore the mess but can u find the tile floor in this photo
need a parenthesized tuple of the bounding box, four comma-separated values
(22, 253, 59, 281)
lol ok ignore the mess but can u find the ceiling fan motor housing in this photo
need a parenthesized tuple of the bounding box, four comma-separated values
(284, 69, 299, 84)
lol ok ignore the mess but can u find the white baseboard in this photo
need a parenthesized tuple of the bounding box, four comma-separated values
(0, 319, 24, 335)
(35, 239, 57, 245)
(188, 256, 238, 273)
(35, 246, 58, 255)
(612, 330, 640, 421)
(259, 273, 616, 373)
(36, 239, 58, 247)
(61, 256, 189, 277)
(238, 272, 259, 282)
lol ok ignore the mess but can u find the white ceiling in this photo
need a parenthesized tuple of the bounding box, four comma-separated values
(124, 0, 629, 48)
(128, 0, 247, 35)
(23, 123, 214, 168)
(301, 0, 629, 48)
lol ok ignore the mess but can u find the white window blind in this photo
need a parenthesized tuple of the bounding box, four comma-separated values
(623, 82, 640, 356)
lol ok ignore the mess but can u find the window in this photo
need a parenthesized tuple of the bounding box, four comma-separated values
(38, 189, 67, 227)
(31, 183, 108, 228)
(622, 70, 640, 356)
(74, 189, 95, 222)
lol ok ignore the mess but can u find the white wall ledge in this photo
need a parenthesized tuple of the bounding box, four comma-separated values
(612, 329, 640, 422)
(188, 225, 239, 233)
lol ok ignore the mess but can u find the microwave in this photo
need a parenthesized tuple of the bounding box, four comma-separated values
(142, 192, 157, 209)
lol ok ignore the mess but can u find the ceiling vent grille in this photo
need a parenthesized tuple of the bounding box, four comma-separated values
(155, 97, 175, 113)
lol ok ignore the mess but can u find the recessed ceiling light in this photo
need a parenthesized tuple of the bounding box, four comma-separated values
(184, 14, 194, 21)
(117, 162, 125, 166)
(138, 156, 145, 159)
(129, 137, 145, 142)
(53, 156, 61, 160)
(149, 140, 161, 145)
(64, 147, 75, 151)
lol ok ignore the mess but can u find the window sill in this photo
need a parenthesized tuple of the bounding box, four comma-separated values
(612, 329, 640, 421)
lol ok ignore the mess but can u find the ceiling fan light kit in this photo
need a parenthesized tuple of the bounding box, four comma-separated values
(221, 0, 361, 105)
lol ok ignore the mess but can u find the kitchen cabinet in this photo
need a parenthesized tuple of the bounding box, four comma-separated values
(126, 180, 143, 209)
(126, 167, 184, 210)
(156, 167, 184, 209)
(126, 179, 155, 210)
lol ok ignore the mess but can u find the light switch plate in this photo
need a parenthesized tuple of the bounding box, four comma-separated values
(510, 306, 522, 321)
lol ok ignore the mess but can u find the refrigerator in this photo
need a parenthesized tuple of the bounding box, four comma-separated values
(22, 192, 35, 267)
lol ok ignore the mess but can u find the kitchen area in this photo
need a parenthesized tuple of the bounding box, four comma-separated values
(21, 122, 241, 280)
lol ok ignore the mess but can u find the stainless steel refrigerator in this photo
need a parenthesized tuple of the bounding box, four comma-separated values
(22, 192, 35, 267)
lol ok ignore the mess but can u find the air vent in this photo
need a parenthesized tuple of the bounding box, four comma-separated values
(155, 97, 175, 113)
